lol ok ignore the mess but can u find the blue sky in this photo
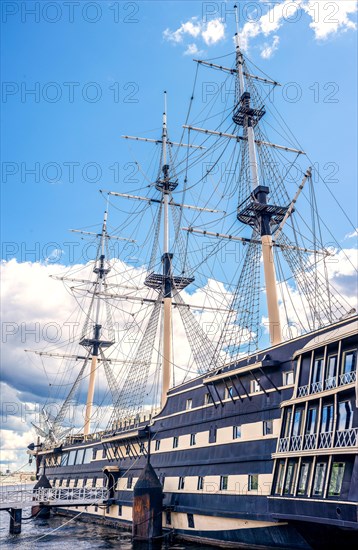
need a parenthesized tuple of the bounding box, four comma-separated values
(1, 1, 357, 470)
(1, 0, 357, 263)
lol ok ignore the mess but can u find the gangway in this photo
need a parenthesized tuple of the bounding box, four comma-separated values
(0, 487, 109, 534)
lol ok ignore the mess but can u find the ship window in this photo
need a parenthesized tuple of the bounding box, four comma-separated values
(166, 510, 171, 525)
(118, 505, 122, 516)
(326, 355, 337, 386)
(338, 401, 353, 431)
(127, 476, 133, 489)
(83, 447, 93, 463)
(67, 450, 77, 466)
(283, 371, 294, 385)
(178, 477, 185, 490)
(82, 477, 87, 487)
(233, 425, 241, 439)
(225, 386, 233, 399)
(74, 478, 78, 488)
(283, 408, 292, 438)
(187, 513, 195, 528)
(186, 399, 193, 410)
(342, 350, 356, 374)
(59, 478, 63, 487)
(92, 477, 97, 488)
(204, 392, 213, 405)
(220, 476, 228, 491)
(60, 453, 68, 467)
(173, 436, 179, 449)
(155, 440, 161, 451)
(92, 448, 97, 460)
(159, 473, 165, 487)
(197, 476, 204, 490)
(263, 420, 273, 436)
(248, 474, 258, 491)
(126, 444, 130, 456)
(305, 407, 317, 435)
(76, 448, 85, 464)
(328, 462, 345, 496)
(284, 460, 298, 495)
(292, 409, 303, 436)
(66, 478, 71, 487)
(250, 379, 260, 393)
(53, 478, 57, 487)
(312, 462, 327, 496)
(321, 404, 334, 433)
(190, 433, 196, 446)
(209, 426, 217, 443)
(95, 505, 98, 512)
(275, 460, 285, 495)
(297, 462, 311, 496)
(312, 358, 323, 384)
(102, 448, 107, 459)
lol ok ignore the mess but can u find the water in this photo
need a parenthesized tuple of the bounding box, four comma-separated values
(0, 508, 210, 550)
(0, 484, 213, 550)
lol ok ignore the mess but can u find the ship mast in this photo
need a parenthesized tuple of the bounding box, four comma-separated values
(80, 207, 114, 435)
(160, 92, 173, 406)
(234, 8, 282, 345)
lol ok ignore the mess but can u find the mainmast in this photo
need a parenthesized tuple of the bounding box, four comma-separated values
(159, 92, 174, 406)
(233, 7, 282, 345)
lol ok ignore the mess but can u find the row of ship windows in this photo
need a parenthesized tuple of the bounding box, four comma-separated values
(299, 349, 356, 394)
(275, 458, 348, 498)
(185, 372, 294, 410)
(45, 420, 277, 466)
(281, 399, 354, 440)
(51, 474, 260, 492)
(154, 420, 274, 451)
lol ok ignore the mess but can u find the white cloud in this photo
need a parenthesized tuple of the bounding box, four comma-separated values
(345, 228, 358, 239)
(239, 0, 357, 53)
(163, 18, 202, 43)
(260, 35, 280, 58)
(184, 43, 202, 56)
(303, 0, 357, 40)
(202, 19, 226, 45)
(163, 17, 226, 54)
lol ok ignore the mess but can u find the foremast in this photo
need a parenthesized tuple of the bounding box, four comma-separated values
(80, 209, 114, 435)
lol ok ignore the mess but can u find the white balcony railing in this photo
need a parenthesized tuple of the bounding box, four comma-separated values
(335, 427, 358, 448)
(297, 385, 309, 397)
(303, 433, 317, 450)
(339, 371, 356, 386)
(324, 377, 337, 390)
(310, 381, 323, 394)
(318, 431, 333, 448)
(290, 435, 303, 451)
(278, 437, 289, 452)
(277, 428, 357, 453)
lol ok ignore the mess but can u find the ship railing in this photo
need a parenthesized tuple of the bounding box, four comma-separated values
(278, 437, 290, 452)
(290, 435, 303, 451)
(0, 487, 109, 506)
(339, 371, 356, 386)
(335, 427, 358, 448)
(324, 377, 337, 390)
(303, 433, 317, 450)
(310, 381, 323, 394)
(318, 431, 333, 449)
(297, 385, 309, 397)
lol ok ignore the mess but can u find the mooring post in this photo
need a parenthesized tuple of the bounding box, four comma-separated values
(132, 462, 163, 541)
(9, 508, 22, 534)
(32, 474, 52, 518)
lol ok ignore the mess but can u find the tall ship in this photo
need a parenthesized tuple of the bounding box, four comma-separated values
(26, 14, 357, 550)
